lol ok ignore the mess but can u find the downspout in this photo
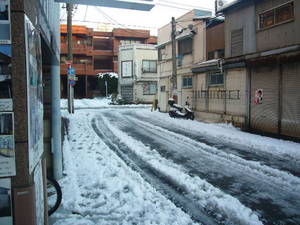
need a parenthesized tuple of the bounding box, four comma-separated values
(51, 53, 63, 180)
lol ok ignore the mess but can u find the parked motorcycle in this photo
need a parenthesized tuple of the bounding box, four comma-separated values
(168, 99, 195, 120)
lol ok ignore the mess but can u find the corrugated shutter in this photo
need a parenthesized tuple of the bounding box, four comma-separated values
(231, 29, 243, 57)
(121, 85, 133, 102)
(251, 65, 279, 133)
(281, 62, 300, 137)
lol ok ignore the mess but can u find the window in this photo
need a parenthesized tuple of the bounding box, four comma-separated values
(142, 60, 157, 73)
(160, 86, 166, 92)
(182, 77, 192, 88)
(208, 51, 214, 60)
(120, 39, 142, 45)
(121, 61, 133, 77)
(259, 2, 294, 29)
(143, 82, 157, 95)
(178, 37, 193, 55)
(209, 73, 224, 86)
(158, 46, 165, 61)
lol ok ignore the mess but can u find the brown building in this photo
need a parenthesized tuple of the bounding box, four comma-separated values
(60, 25, 157, 98)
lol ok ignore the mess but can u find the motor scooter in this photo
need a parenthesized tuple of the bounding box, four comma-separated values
(168, 98, 194, 120)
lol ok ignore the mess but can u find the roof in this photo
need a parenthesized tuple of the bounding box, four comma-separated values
(216, 0, 249, 14)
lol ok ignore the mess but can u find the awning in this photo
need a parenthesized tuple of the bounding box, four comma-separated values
(54, 0, 155, 11)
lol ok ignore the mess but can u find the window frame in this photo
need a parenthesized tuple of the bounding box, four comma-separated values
(182, 77, 193, 89)
(208, 72, 224, 86)
(143, 82, 157, 95)
(258, 1, 294, 30)
(121, 60, 133, 78)
(178, 37, 193, 56)
(142, 60, 157, 73)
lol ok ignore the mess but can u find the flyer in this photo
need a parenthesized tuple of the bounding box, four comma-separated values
(0, 178, 13, 225)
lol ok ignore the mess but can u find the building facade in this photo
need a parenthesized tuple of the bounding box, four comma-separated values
(157, 9, 212, 112)
(118, 44, 158, 103)
(219, 0, 300, 138)
(60, 25, 157, 98)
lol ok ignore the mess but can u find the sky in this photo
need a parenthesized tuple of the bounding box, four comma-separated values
(60, 0, 216, 35)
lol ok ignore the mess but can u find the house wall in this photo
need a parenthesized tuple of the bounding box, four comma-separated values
(119, 44, 158, 103)
(255, 0, 300, 52)
(157, 10, 208, 109)
(224, 4, 256, 57)
(193, 68, 247, 126)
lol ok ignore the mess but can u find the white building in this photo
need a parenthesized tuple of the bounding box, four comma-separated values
(118, 44, 158, 103)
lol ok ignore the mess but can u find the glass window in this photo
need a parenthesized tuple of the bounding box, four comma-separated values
(142, 60, 157, 73)
(143, 82, 157, 95)
(178, 37, 193, 55)
(259, 2, 294, 29)
(182, 77, 192, 88)
(121, 61, 133, 77)
(209, 73, 224, 86)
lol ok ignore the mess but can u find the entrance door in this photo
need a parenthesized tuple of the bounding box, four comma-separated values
(121, 85, 133, 103)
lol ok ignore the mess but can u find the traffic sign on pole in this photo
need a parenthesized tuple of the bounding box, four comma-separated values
(68, 67, 76, 75)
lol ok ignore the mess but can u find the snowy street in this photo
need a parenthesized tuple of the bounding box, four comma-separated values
(51, 100, 300, 225)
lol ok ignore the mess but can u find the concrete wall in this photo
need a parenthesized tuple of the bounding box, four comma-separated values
(255, 0, 300, 52)
(225, 4, 256, 57)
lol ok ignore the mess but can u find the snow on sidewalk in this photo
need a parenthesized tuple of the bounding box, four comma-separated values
(50, 111, 198, 225)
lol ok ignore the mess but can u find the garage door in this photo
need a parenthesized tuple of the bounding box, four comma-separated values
(250, 65, 279, 134)
(281, 62, 300, 137)
(121, 85, 133, 103)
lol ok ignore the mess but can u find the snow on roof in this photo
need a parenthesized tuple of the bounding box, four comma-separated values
(97, 72, 119, 79)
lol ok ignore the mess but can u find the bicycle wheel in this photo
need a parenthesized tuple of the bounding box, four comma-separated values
(47, 177, 62, 216)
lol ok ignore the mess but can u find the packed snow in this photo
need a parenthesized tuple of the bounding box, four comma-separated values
(51, 98, 300, 225)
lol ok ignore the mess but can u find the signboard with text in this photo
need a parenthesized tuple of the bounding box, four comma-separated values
(0, 0, 11, 44)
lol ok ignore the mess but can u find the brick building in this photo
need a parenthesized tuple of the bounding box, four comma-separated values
(60, 25, 157, 98)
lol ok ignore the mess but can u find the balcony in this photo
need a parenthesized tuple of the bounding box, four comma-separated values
(61, 43, 93, 55)
(60, 64, 113, 76)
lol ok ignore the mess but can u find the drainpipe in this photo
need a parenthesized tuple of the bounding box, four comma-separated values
(51, 54, 63, 180)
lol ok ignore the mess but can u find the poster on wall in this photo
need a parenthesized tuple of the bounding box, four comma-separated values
(0, 74, 12, 111)
(0, 112, 15, 177)
(0, 0, 11, 44)
(25, 16, 44, 173)
(0, 178, 13, 225)
(254, 89, 263, 104)
(34, 161, 44, 225)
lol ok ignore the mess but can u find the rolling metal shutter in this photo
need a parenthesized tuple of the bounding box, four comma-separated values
(250, 65, 279, 133)
(231, 29, 243, 57)
(121, 85, 133, 102)
(281, 62, 300, 137)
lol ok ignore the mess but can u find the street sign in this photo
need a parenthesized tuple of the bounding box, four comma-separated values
(69, 79, 76, 87)
(68, 67, 76, 75)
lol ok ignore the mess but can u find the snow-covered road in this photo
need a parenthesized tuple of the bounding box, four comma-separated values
(52, 102, 300, 225)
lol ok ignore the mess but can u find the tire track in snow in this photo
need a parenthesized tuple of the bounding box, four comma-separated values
(91, 117, 216, 225)
(123, 111, 300, 177)
(92, 115, 264, 225)
(102, 111, 300, 225)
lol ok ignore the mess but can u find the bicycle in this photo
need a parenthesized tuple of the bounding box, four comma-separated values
(47, 177, 62, 216)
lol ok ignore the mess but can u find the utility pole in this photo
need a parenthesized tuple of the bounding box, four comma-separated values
(67, 3, 74, 113)
(171, 17, 177, 93)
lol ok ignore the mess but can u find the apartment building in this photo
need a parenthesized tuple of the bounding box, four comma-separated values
(60, 25, 157, 98)
(157, 9, 212, 112)
(118, 44, 158, 103)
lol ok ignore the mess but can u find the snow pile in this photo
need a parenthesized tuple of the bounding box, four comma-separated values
(50, 111, 198, 225)
(60, 98, 151, 109)
(97, 72, 119, 79)
(60, 98, 110, 109)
